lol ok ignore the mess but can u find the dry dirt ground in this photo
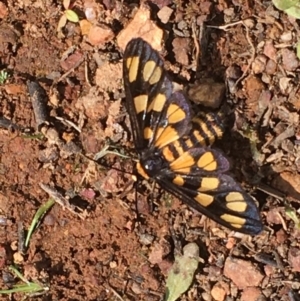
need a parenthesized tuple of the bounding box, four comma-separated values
(0, 1, 300, 301)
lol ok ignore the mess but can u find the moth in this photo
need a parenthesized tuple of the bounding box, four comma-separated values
(123, 38, 263, 235)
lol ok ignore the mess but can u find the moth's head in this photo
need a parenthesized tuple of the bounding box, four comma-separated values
(136, 150, 169, 179)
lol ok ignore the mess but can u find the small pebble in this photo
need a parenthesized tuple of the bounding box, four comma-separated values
(281, 48, 299, 71)
(265, 59, 277, 75)
(157, 6, 173, 24)
(252, 55, 267, 74)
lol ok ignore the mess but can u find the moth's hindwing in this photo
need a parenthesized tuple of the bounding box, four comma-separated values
(158, 147, 261, 234)
(123, 38, 263, 235)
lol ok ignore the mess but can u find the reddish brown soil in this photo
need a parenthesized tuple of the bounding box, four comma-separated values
(0, 1, 300, 301)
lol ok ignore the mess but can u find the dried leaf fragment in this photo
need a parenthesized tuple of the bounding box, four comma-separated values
(117, 5, 163, 51)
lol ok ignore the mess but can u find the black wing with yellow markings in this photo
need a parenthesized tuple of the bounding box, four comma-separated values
(158, 148, 262, 234)
(123, 39, 192, 151)
(123, 38, 263, 235)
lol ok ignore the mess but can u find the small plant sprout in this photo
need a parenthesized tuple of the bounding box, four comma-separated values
(57, 0, 79, 36)
(0, 70, 9, 84)
(0, 266, 49, 296)
(25, 198, 55, 249)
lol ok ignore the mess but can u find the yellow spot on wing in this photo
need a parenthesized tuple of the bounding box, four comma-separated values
(144, 127, 153, 140)
(199, 178, 219, 192)
(220, 214, 245, 228)
(226, 192, 243, 202)
(162, 146, 175, 162)
(126, 57, 132, 69)
(167, 104, 186, 123)
(226, 201, 247, 212)
(149, 66, 162, 85)
(170, 152, 194, 170)
(167, 104, 177, 115)
(155, 127, 164, 141)
(205, 161, 217, 171)
(134, 95, 148, 114)
(128, 56, 139, 83)
(155, 126, 179, 148)
(143, 60, 156, 82)
(197, 152, 217, 171)
(195, 193, 214, 207)
(226, 192, 247, 212)
(173, 175, 184, 186)
(136, 162, 149, 180)
(147, 93, 166, 112)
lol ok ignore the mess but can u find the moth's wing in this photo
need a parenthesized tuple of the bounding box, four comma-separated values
(157, 147, 262, 234)
(123, 38, 192, 151)
(149, 91, 192, 150)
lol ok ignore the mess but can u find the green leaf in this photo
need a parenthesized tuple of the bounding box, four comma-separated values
(272, 0, 300, 18)
(165, 243, 199, 301)
(65, 9, 79, 23)
(285, 4, 300, 18)
(272, 0, 299, 10)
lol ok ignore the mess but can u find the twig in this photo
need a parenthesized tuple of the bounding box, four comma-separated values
(191, 19, 200, 71)
(55, 116, 82, 133)
(56, 56, 85, 84)
(276, 211, 287, 231)
(207, 20, 247, 31)
(84, 59, 92, 87)
(17, 222, 25, 254)
(39, 183, 86, 219)
(105, 284, 125, 301)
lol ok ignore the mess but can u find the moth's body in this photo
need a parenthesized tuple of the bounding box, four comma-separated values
(123, 38, 263, 235)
